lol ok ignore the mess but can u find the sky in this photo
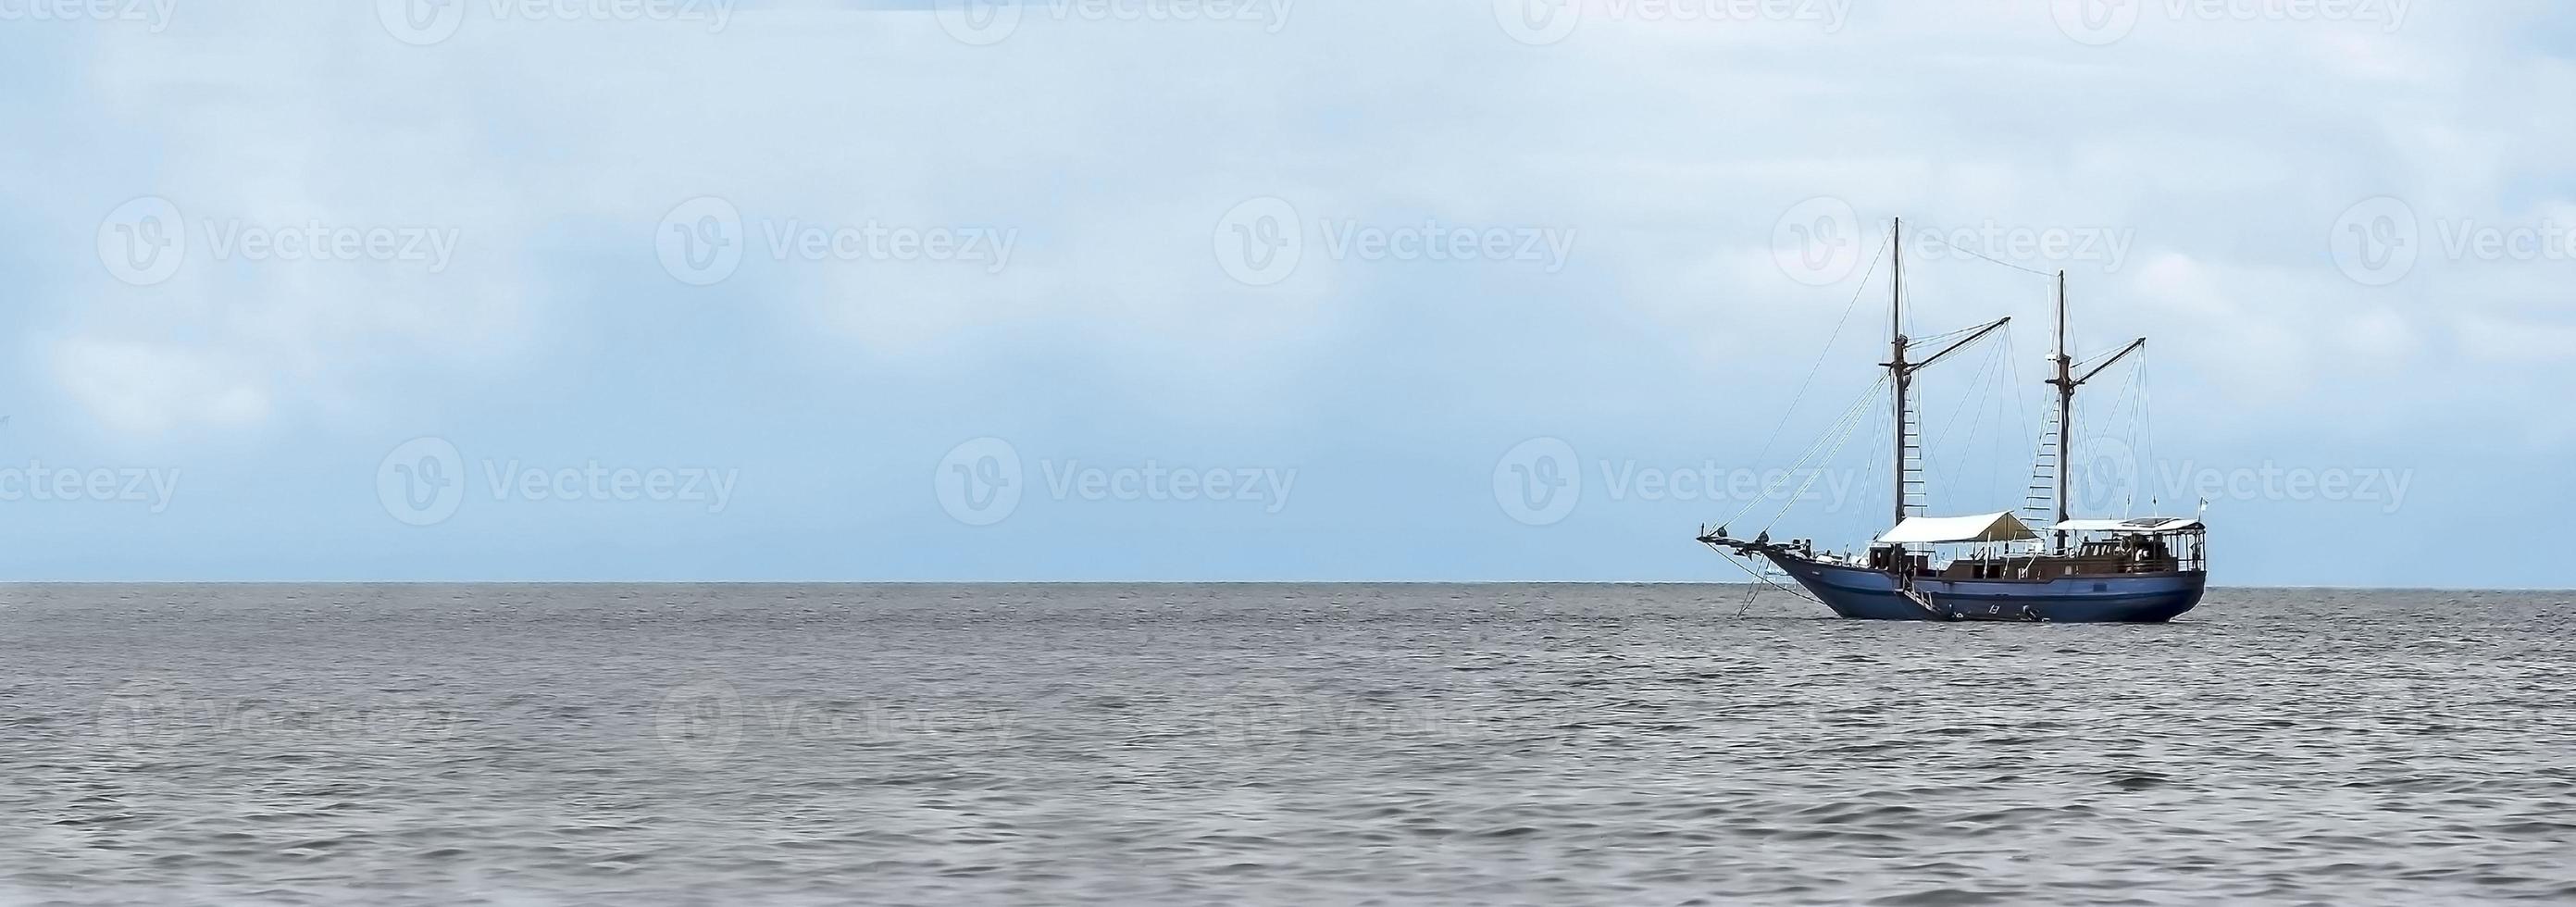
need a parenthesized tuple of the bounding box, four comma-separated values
(0, 0, 2569, 586)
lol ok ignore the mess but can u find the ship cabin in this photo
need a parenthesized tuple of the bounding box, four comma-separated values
(1868, 513, 2207, 580)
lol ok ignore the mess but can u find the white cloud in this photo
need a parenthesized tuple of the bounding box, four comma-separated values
(46, 338, 270, 436)
(13, 0, 2570, 454)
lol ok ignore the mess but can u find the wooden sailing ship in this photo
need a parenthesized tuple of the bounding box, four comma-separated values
(1699, 218, 2206, 622)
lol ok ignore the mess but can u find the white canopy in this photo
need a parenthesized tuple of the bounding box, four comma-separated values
(2053, 517, 2205, 534)
(1877, 512, 2038, 544)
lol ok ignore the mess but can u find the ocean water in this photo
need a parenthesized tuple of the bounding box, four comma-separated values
(3, 584, 2571, 906)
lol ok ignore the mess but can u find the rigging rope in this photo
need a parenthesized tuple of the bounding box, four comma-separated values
(1763, 373, 1889, 531)
(1926, 338, 2008, 509)
(2139, 352, 2157, 514)
(1949, 244, 2060, 279)
(1724, 370, 1889, 530)
(2066, 355, 2150, 517)
(1739, 233, 1891, 479)
(1714, 549, 1821, 606)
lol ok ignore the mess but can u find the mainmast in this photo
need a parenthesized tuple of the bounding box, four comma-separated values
(1888, 217, 1908, 529)
(2051, 269, 2072, 553)
(2047, 270, 2147, 551)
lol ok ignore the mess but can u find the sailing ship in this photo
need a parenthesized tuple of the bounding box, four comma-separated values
(1699, 218, 2207, 623)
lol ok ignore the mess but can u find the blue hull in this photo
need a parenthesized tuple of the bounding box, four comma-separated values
(1768, 556, 2204, 623)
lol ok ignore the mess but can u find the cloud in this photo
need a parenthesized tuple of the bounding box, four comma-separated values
(46, 337, 269, 435)
(12, 1, 2572, 454)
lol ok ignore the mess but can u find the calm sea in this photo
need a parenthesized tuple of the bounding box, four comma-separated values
(3, 584, 2571, 905)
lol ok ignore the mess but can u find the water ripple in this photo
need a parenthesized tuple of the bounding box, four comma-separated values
(2, 584, 2571, 905)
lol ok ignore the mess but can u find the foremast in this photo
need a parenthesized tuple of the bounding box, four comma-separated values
(1883, 217, 2010, 540)
(1888, 217, 1908, 529)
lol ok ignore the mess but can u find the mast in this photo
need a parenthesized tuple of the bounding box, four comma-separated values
(1877, 217, 2010, 550)
(2047, 270, 2147, 552)
(2051, 269, 2072, 553)
(1888, 217, 1908, 530)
